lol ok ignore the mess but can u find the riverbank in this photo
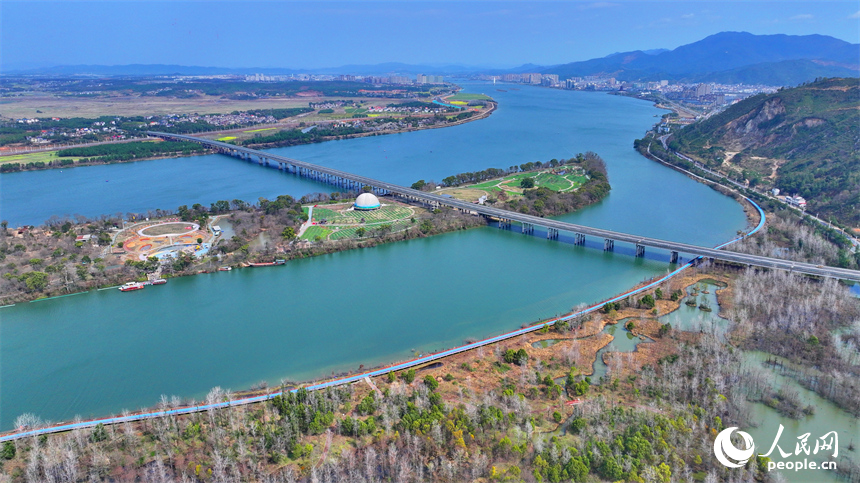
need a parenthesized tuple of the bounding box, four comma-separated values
(0, 257, 709, 442)
(0, 102, 496, 173)
(6, 263, 857, 483)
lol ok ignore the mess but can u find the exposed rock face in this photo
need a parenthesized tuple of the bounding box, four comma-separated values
(722, 98, 786, 150)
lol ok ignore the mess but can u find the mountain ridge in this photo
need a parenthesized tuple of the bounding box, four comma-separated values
(668, 77, 860, 225)
(542, 32, 859, 85)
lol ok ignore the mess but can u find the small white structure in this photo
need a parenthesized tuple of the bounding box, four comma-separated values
(787, 195, 807, 209)
(354, 193, 381, 211)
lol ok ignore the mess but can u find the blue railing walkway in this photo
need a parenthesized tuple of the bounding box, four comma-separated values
(0, 198, 766, 442)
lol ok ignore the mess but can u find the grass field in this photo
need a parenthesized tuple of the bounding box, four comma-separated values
(0, 150, 82, 165)
(446, 93, 493, 101)
(462, 169, 588, 195)
(300, 226, 333, 241)
(243, 127, 277, 133)
(302, 203, 416, 241)
(216, 136, 237, 141)
(434, 187, 490, 202)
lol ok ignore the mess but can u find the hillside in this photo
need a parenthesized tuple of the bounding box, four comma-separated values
(542, 32, 859, 86)
(668, 77, 860, 226)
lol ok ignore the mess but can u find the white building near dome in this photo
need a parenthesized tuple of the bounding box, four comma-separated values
(354, 193, 381, 210)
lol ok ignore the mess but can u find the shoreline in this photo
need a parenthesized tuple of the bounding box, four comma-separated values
(0, 259, 705, 441)
(0, 102, 496, 174)
(0, 192, 768, 441)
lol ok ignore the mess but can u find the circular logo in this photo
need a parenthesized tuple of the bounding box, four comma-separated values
(714, 427, 755, 468)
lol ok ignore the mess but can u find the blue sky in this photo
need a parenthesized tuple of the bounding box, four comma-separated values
(2, 1, 858, 70)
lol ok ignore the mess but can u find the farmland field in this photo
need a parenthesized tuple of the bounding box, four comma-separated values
(446, 93, 493, 101)
(0, 150, 82, 165)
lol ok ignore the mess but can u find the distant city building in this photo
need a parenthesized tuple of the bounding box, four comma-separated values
(416, 74, 444, 84)
(695, 83, 713, 97)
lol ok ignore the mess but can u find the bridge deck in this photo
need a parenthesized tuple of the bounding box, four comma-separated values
(148, 132, 860, 281)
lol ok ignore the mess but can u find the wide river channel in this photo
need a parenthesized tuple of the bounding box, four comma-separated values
(1, 82, 750, 432)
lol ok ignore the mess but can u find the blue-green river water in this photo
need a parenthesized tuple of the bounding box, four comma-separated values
(0, 82, 748, 432)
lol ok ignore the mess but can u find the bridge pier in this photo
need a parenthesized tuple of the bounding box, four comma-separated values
(670, 251, 679, 264)
(604, 239, 614, 251)
(574, 233, 585, 245)
(547, 228, 559, 240)
(635, 244, 645, 257)
(521, 223, 534, 234)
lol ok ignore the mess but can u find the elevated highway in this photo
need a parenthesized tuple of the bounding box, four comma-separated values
(149, 132, 860, 282)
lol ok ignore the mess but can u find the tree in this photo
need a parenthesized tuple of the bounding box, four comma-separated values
(401, 369, 416, 384)
(640, 294, 655, 309)
(356, 227, 366, 238)
(91, 423, 108, 442)
(282, 227, 296, 240)
(423, 375, 439, 391)
(22, 271, 48, 291)
(520, 177, 535, 189)
(1, 441, 15, 460)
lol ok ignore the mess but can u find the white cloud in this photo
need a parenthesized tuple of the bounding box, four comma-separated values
(850, 10, 860, 19)
(789, 14, 814, 20)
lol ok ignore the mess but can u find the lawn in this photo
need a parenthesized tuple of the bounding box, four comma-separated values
(301, 204, 416, 241)
(446, 93, 493, 101)
(243, 127, 277, 133)
(466, 169, 587, 194)
(216, 136, 237, 141)
(300, 226, 332, 241)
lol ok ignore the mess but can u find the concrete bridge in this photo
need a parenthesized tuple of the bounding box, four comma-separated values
(149, 132, 860, 282)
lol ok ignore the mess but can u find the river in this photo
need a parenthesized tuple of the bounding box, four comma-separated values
(0, 82, 748, 431)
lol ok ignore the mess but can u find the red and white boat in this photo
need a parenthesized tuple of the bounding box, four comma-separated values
(150, 279, 167, 285)
(118, 282, 145, 292)
(218, 266, 232, 271)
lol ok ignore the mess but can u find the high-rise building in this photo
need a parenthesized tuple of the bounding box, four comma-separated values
(695, 83, 713, 97)
(523, 73, 541, 84)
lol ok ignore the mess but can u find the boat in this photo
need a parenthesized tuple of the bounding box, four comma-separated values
(218, 266, 232, 271)
(118, 282, 145, 292)
(150, 279, 167, 285)
(248, 259, 286, 267)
